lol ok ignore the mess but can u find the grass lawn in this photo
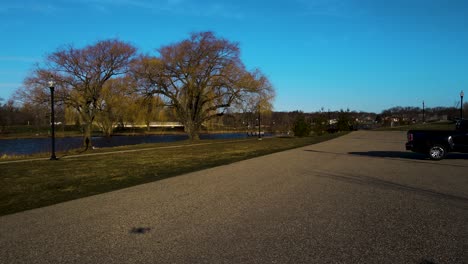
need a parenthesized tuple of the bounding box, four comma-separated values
(0, 133, 346, 216)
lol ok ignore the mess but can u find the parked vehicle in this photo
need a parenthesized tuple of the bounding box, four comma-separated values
(405, 120, 468, 160)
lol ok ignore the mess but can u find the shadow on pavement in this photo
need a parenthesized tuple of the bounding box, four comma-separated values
(313, 171, 468, 210)
(130, 227, 152, 234)
(348, 151, 427, 160)
(419, 259, 437, 264)
(304, 150, 468, 167)
(304, 149, 426, 160)
(349, 151, 468, 160)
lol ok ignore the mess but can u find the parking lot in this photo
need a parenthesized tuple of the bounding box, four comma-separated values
(1, 131, 467, 263)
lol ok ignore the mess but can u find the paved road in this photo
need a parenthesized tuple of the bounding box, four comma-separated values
(1, 131, 467, 263)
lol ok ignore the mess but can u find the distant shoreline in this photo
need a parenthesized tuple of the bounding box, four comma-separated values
(0, 129, 256, 140)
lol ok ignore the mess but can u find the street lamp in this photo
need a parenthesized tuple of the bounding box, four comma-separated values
(461, 90, 464, 120)
(422, 101, 425, 123)
(49, 80, 58, 160)
(258, 108, 262, 140)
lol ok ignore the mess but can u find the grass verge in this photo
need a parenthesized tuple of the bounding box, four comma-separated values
(0, 133, 346, 216)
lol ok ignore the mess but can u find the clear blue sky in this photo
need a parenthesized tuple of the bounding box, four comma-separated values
(1, 0, 468, 113)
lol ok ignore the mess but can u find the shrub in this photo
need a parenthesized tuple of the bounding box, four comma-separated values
(312, 115, 328, 135)
(293, 113, 312, 137)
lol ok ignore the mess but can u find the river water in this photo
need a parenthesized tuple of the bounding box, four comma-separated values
(0, 133, 266, 156)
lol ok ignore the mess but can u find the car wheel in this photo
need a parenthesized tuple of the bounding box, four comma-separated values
(428, 144, 446, 160)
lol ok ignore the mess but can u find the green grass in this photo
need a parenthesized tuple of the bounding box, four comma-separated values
(374, 121, 456, 131)
(0, 133, 346, 216)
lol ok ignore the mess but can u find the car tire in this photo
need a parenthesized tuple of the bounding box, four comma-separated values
(428, 144, 447, 160)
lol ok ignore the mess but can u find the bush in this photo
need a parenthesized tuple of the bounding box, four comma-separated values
(293, 113, 312, 137)
(336, 109, 355, 131)
(312, 115, 328, 135)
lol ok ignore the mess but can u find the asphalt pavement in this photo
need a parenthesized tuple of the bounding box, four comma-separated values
(1, 131, 467, 263)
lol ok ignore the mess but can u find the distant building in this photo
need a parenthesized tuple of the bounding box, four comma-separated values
(121, 122, 184, 128)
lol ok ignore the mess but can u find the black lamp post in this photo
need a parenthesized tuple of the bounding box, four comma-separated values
(258, 106, 262, 140)
(49, 80, 58, 160)
(422, 101, 425, 123)
(461, 91, 464, 120)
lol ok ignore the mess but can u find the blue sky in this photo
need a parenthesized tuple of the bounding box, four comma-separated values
(1, 0, 467, 113)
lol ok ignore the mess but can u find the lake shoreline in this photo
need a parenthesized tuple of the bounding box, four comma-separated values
(0, 132, 273, 156)
(0, 130, 254, 140)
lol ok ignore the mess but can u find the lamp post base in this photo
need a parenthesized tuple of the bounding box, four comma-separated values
(50, 155, 58, 160)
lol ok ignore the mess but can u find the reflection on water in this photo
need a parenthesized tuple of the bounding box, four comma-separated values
(0, 133, 266, 156)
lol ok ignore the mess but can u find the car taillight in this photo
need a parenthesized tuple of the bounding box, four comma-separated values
(408, 133, 413, 141)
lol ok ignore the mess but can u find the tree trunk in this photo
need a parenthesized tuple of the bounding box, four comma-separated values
(146, 121, 151, 132)
(184, 120, 200, 141)
(103, 125, 113, 137)
(81, 105, 94, 150)
(83, 122, 92, 150)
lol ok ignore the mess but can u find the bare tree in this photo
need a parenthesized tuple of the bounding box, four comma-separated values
(20, 39, 137, 149)
(131, 32, 274, 140)
(94, 77, 134, 137)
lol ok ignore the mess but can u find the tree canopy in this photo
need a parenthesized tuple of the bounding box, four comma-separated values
(19, 39, 137, 148)
(132, 32, 274, 140)
(15, 32, 275, 145)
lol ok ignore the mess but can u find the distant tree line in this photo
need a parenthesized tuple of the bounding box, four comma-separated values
(2, 98, 467, 138)
(0, 97, 51, 133)
(378, 105, 467, 125)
